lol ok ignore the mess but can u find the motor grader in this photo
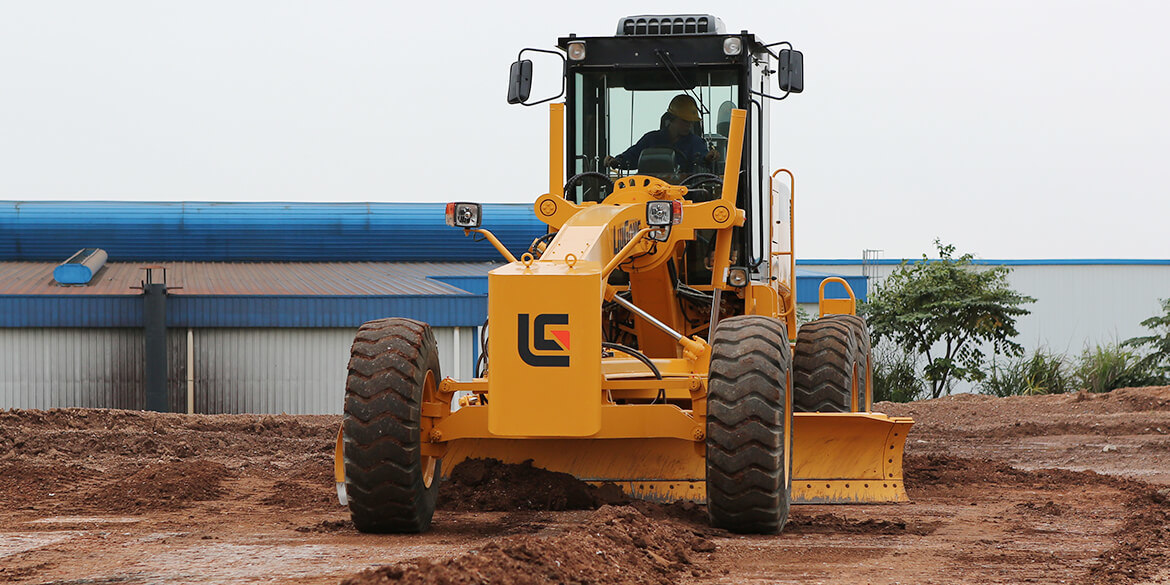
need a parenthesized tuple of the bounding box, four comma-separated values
(334, 14, 912, 534)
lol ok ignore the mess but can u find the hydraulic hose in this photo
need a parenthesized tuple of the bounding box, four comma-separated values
(602, 342, 666, 403)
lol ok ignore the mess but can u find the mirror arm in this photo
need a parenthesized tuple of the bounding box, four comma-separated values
(749, 88, 791, 102)
(758, 40, 792, 59)
(516, 47, 567, 107)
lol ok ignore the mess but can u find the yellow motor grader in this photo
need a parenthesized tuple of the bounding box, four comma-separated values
(334, 14, 912, 534)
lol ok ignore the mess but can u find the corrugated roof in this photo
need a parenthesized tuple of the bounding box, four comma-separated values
(0, 261, 498, 296)
(0, 261, 869, 327)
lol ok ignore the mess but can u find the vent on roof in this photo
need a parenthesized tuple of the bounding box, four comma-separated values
(616, 14, 725, 36)
(54, 247, 108, 285)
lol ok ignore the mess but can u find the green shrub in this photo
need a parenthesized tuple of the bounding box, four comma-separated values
(1124, 298, 1170, 381)
(1074, 343, 1164, 393)
(981, 348, 1072, 397)
(795, 306, 813, 330)
(872, 343, 926, 403)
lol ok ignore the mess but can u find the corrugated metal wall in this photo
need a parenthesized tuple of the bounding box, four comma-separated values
(0, 326, 475, 413)
(0, 328, 187, 410)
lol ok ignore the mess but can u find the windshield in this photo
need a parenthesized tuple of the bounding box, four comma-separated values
(570, 68, 740, 201)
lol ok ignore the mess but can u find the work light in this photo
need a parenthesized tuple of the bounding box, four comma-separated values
(722, 37, 742, 56)
(567, 41, 586, 61)
(445, 202, 482, 228)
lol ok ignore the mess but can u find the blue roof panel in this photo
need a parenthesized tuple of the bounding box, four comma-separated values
(0, 201, 547, 262)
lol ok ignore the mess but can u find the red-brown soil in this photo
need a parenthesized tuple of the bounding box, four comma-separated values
(0, 387, 1168, 584)
(438, 457, 629, 512)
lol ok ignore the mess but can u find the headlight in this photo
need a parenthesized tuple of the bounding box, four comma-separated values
(646, 200, 682, 227)
(722, 37, 742, 56)
(567, 41, 586, 61)
(445, 202, 482, 228)
(726, 267, 749, 287)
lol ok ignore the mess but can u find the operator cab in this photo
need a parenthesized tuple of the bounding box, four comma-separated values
(555, 16, 796, 204)
(507, 14, 802, 285)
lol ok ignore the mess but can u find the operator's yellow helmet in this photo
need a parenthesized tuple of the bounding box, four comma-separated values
(667, 94, 701, 122)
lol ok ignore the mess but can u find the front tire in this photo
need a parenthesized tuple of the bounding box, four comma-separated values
(706, 315, 792, 534)
(343, 318, 442, 533)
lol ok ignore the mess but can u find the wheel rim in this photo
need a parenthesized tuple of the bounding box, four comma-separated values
(421, 370, 437, 489)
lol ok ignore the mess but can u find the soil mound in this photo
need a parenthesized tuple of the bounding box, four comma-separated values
(905, 453, 1113, 490)
(438, 458, 628, 512)
(879, 386, 1170, 439)
(87, 459, 232, 511)
(786, 512, 938, 536)
(341, 506, 711, 585)
(261, 479, 333, 509)
(0, 460, 99, 507)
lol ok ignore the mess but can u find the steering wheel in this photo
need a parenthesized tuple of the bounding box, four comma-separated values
(681, 173, 723, 201)
(563, 172, 615, 202)
(682, 173, 721, 187)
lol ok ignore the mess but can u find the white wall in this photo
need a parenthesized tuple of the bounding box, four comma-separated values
(801, 263, 1170, 353)
(800, 262, 1170, 393)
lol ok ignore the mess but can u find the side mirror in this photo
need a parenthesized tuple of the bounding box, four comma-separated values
(506, 60, 533, 105)
(778, 49, 803, 94)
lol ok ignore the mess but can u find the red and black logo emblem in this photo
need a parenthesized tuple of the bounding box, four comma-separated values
(518, 313, 570, 367)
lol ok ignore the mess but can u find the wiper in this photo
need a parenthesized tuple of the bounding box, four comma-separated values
(653, 49, 709, 117)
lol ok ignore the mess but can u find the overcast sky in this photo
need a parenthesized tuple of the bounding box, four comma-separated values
(2, 1, 1167, 259)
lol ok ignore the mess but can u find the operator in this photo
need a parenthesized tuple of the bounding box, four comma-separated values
(604, 94, 718, 173)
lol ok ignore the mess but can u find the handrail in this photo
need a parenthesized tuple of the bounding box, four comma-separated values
(549, 103, 565, 201)
(818, 276, 857, 317)
(770, 169, 796, 318)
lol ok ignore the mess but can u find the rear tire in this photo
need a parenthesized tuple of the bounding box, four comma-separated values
(343, 318, 442, 533)
(793, 316, 859, 412)
(831, 314, 871, 412)
(706, 315, 792, 534)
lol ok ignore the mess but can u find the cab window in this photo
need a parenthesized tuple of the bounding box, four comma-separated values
(570, 69, 739, 203)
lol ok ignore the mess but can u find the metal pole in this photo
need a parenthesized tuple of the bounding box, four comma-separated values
(143, 280, 168, 412)
(186, 328, 194, 414)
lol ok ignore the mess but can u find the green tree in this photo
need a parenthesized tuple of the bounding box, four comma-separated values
(1124, 298, 1170, 382)
(863, 240, 1035, 399)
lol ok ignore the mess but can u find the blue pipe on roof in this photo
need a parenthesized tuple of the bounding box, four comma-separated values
(0, 201, 548, 262)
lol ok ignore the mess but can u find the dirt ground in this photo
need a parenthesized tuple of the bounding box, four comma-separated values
(1, 387, 1169, 585)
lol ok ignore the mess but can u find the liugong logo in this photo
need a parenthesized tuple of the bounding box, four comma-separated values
(517, 313, 570, 367)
